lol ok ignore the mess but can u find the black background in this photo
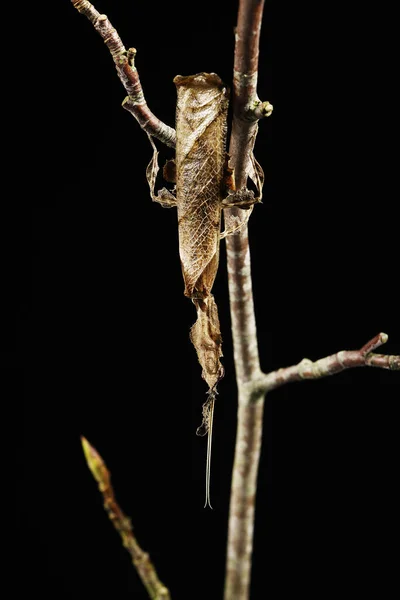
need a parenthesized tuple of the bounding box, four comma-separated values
(10, 1, 399, 598)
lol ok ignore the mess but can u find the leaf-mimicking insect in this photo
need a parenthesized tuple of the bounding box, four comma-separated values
(147, 72, 262, 507)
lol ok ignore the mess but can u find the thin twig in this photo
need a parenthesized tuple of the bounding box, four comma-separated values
(253, 333, 400, 394)
(81, 437, 171, 600)
(70, 0, 176, 147)
(225, 0, 271, 387)
(224, 1, 270, 598)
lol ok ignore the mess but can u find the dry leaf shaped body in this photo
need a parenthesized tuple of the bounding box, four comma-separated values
(174, 73, 229, 299)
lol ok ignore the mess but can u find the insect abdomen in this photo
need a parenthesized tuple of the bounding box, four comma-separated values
(174, 73, 229, 298)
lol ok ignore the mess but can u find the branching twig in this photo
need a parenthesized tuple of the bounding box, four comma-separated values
(70, 0, 176, 147)
(71, 3, 398, 600)
(253, 333, 400, 394)
(81, 437, 171, 600)
(224, 0, 272, 388)
(224, 0, 396, 597)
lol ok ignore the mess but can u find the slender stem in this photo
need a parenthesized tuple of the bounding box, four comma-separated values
(224, 397, 265, 599)
(225, 0, 267, 386)
(81, 437, 171, 600)
(253, 333, 400, 394)
(70, 0, 176, 147)
(224, 1, 267, 598)
(226, 226, 262, 384)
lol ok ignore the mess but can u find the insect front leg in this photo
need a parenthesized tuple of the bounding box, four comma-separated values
(219, 147, 264, 237)
(146, 134, 177, 208)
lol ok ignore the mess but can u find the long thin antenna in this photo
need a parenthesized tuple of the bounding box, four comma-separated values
(204, 394, 215, 509)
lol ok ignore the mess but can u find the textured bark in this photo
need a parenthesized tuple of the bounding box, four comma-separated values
(224, 399, 265, 598)
(224, 1, 268, 598)
(226, 221, 261, 385)
(225, 0, 266, 383)
(70, 0, 176, 147)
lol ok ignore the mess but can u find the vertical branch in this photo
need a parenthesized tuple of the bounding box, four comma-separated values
(225, 397, 265, 598)
(224, 1, 268, 598)
(226, 226, 261, 385)
(225, 0, 266, 385)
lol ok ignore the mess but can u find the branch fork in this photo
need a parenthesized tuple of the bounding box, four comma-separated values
(70, 3, 398, 600)
(253, 333, 399, 396)
(71, 0, 176, 147)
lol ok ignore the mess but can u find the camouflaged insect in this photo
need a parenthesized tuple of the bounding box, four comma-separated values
(146, 72, 263, 506)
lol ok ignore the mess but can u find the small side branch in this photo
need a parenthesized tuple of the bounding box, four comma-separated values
(81, 437, 171, 600)
(254, 333, 400, 394)
(70, 0, 176, 147)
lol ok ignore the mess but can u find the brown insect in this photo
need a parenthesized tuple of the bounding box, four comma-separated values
(147, 72, 262, 507)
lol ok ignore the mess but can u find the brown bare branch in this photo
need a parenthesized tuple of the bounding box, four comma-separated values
(253, 333, 400, 394)
(70, 0, 176, 147)
(224, 1, 270, 598)
(81, 437, 171, 600)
